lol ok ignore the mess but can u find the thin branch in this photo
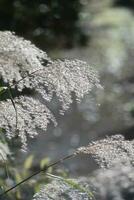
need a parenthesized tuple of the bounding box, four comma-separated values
(7, 87, 18, 131)
(0, 67, 45, 97)
(10, 67, 44, 88)
(0, 152, 76, 197)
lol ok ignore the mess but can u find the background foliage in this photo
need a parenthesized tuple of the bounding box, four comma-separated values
(0, 0, 86, 49)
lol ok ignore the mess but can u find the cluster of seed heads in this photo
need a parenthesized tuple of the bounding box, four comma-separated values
(76, 135, 134, 168)
(0, 31, 101, 150)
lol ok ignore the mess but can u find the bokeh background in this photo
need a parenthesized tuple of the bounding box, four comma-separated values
(0, 0, 134, 175)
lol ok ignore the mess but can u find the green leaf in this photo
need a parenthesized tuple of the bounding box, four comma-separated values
(40, 157, 50, 169)
(0, 86, 7, 93)
(24, 155, 34, 170)
(15, 171, 22, 183)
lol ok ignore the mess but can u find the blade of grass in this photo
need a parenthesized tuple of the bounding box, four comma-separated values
(0, 152, 76, 197)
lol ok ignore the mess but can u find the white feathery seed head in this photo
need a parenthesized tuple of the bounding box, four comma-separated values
(0, 31, 50, 90)
(0, 96, 57, 150)
(0, 31, 102, 150)
(30, 59, 102, 113)
(76, 135, 134, 168)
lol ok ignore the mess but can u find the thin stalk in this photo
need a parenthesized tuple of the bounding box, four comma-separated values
(0, 67, 45, 97)
(0, 152, 76, 197)
(10, 67, 44, 88)
(7, 87, 18, 131)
